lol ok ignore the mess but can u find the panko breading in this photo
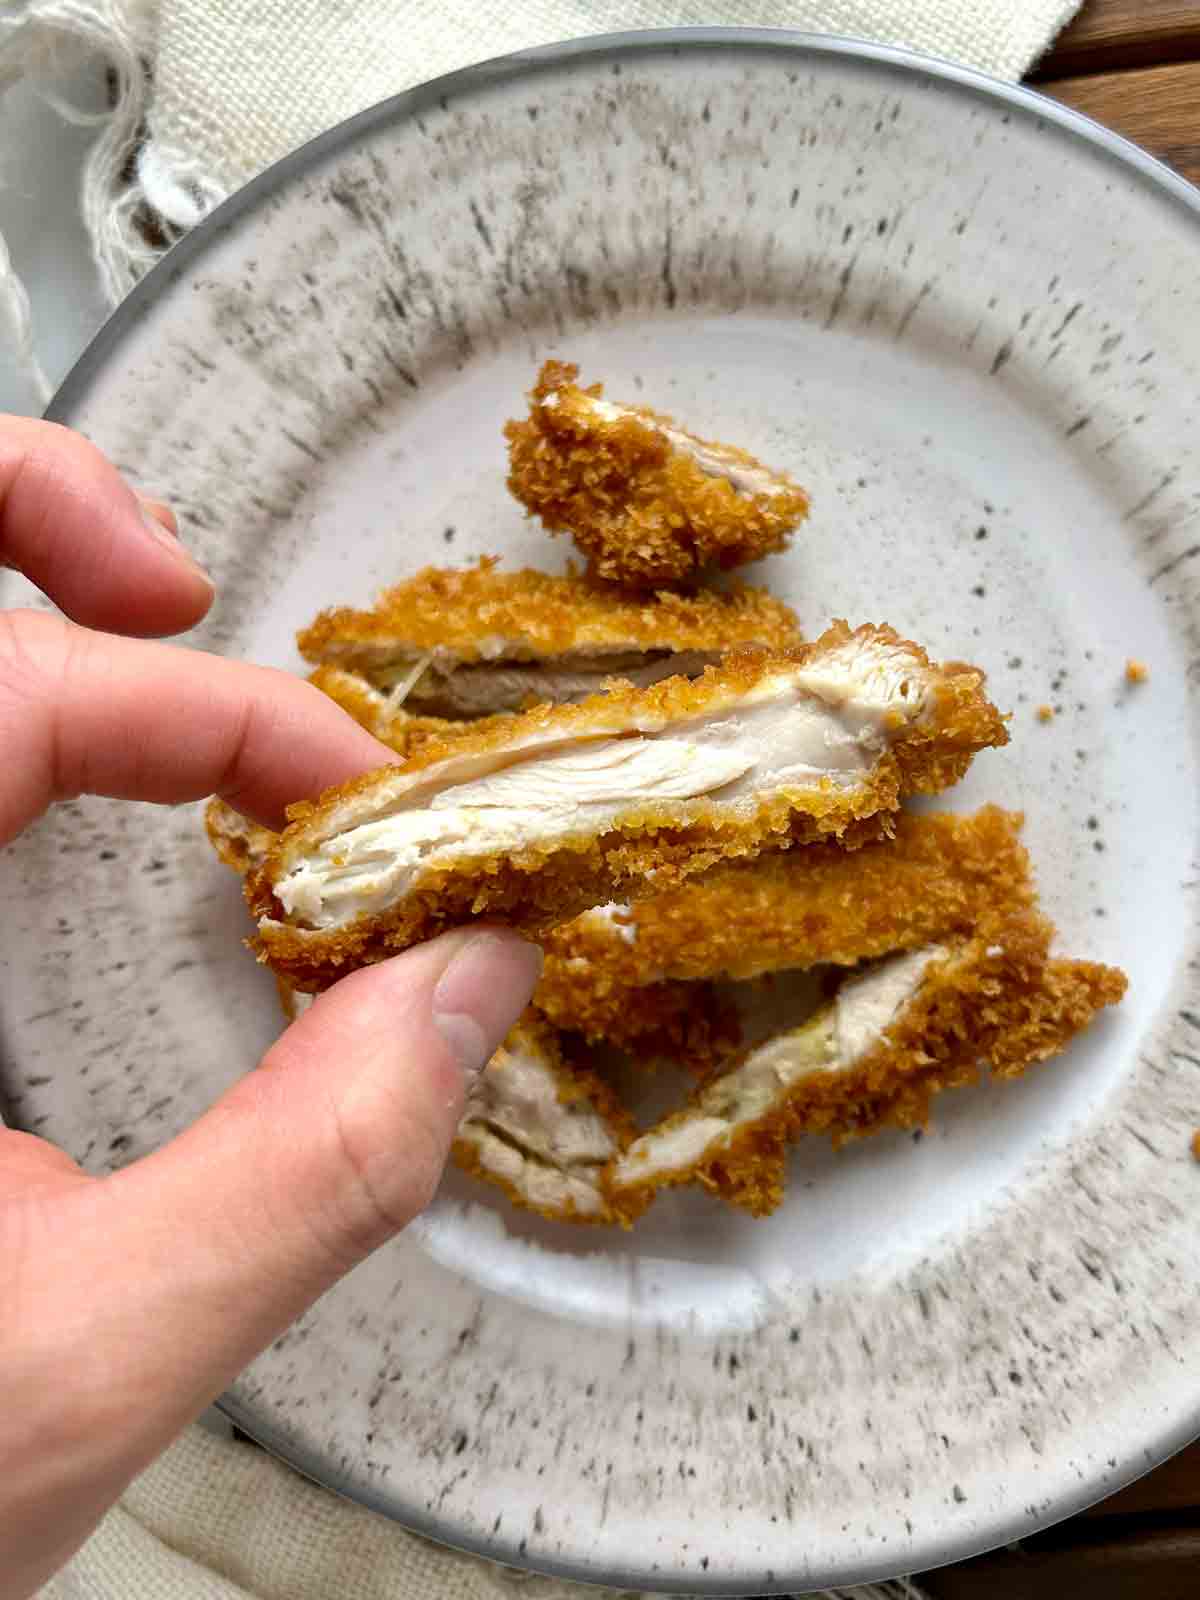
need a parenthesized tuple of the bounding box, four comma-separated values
(206, 797, 739, 1072)
(534, 807, 1033, 1055)
(607, 917, 1127, 1221)
(248, 625, 1008, 991)
(453, 1016, 635, 1224)
(298, 561, 801, 717)
(306, 665, 498, 756)
(505, 362, 810, 588)
(536, 903, 742, 1072)
(275, 990, 626, 1224)
(204, 796, 276, 875)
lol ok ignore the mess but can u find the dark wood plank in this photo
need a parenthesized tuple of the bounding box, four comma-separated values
(1042, 61, 1200, 186)
(1077, 1439, 1200, 1518)
(1036, 0, 1200, 77)
(921, 1528, 1200, 1600)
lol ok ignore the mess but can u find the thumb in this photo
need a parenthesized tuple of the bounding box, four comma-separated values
(88, 929, 540, 1447)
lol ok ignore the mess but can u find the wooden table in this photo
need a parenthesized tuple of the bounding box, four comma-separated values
(914, 6, 1200, 1593)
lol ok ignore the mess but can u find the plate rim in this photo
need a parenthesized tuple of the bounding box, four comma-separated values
(38, 26, 1200, 1593)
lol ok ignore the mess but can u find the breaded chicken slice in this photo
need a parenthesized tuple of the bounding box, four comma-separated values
(533, 807, 1034, 1062)
(505, 362, 810, 588)
(205, 796, 738, 1070)
(606, 916, 1127, 1221)
(248, 624, 1008, 991)
(298, 560, 801, 718)
(453, 1016, 634, 1224)
(205, 796, 277, 875)
(277, 992, 627, 1224)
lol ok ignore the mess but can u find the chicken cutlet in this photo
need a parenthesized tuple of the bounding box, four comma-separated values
(607, 915, 1127, 1222)
(247, 624, 1008, 990)
(505, 362, 810, 588)
(534, 807, 1033, 1057)
(297, 560, 801, 718)
(453, 1016, 634, 1224)
(205, 801, 738, 1072)
(205, 795, 276, 875)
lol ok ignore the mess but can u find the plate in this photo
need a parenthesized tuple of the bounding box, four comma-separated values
(3, 30, 1200, 1593)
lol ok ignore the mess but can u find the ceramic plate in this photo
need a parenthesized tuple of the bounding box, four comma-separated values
(2, 31, 1199, 1594)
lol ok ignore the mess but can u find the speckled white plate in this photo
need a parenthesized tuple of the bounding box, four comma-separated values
(2, 30, 1199, 1594)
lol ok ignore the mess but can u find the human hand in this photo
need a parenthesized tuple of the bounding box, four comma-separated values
(0, 418, 542, 1598)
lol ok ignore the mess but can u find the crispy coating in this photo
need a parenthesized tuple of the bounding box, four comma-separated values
(249, 625, 1008, 991)
(535, 927, 742, 1075)
(298, 558, 802, 678)
(451, 1014, 636, 1225)
(207, 794, 738, 1072)
(306, 665, 501, 755)
(608, 917, 1127, 1221)
(505, 362, 810, 588)
(533, 807, 1033, 1058)
(204, 796, 276, 875)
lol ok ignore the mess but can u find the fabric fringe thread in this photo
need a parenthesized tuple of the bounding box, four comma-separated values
(0, 0, 226, 404)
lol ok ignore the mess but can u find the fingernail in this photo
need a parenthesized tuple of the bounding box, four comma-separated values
(140, 504, 214, 591)
(431, 931, 544, 1078)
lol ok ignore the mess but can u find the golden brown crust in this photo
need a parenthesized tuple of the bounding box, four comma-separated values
(306, 665, 509, 755)
(249, 625, 1008, 991)
(607, 917, 1127, 1220)
(298, 557, 802, 672)
(533, 958, 742, 1075)
(204, 796, 277, 875)
(449, 1015, 635, 1225)
(533, 808, 1033, 1062)
(504, 362, 811, 588)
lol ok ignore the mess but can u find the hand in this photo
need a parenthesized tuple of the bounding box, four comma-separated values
(0, 418, 542, 1598)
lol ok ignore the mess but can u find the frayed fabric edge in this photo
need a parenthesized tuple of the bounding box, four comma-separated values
(0, 1, 228, 405)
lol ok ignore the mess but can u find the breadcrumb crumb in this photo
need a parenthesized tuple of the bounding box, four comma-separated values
(1037, 704, 1055, 723)
(1125, 658, 1148, 684)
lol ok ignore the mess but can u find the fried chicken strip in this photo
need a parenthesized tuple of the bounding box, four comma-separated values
(205, 799, 738, 1070)
(297, 561, 801, 717)
(205, 795, 276, 874)
(505, 362, 810, 588)
(248, 624, 1008, 990)
(535, 807, 1033, 1057)
(452, 1016, 634, 1224)
(607, 916, 1127, 1221)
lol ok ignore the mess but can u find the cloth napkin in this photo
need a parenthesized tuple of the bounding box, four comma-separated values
(5, 1, 1081, 1596)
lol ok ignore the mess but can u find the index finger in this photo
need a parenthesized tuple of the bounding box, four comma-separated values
(0, 610, 397, 846)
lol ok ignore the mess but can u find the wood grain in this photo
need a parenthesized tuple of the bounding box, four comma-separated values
(1037, 0, 1200, 76)
(1076, 1439, 1200, 1518)
(1042, 61, 1200, 185)
(920, 1528, 1200, 1600)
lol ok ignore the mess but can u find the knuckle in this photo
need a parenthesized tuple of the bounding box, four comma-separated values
(324, 1096, 447, 1263)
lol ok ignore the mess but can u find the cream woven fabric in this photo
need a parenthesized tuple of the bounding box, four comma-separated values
(2, 0, 1080, 360)
(7, 0, 1080, 1594)
(40, 1423, 932, 1600)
